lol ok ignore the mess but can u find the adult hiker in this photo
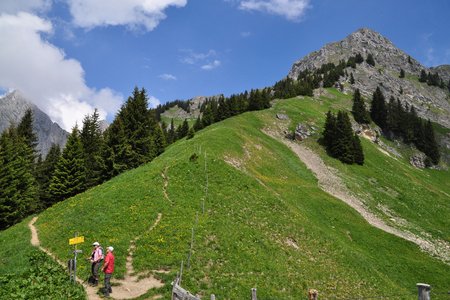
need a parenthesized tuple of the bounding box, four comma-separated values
(89, 241, 103, 286)
(102, 246, 115, 297)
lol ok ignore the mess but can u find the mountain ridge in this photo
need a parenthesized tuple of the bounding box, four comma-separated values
(0, 90, 68, 156)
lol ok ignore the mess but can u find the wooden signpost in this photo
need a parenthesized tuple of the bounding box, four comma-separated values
(69, 234, 84, 283)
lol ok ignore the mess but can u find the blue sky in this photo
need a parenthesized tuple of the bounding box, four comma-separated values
(0, 0, 449, 130)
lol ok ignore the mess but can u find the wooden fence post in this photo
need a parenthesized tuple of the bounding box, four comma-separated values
(251, 288, 257, 300)
(417, 283, 431, 300)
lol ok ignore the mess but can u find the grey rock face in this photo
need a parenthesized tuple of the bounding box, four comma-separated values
(410, 153, 427, 169)
(431, 64, 450, 83)
(0, 90, 68, 157)
(288, 28, 450, 129)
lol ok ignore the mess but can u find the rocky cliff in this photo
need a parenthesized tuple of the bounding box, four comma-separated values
(288, 28, 450, 128)
(0, 90, 68, 156)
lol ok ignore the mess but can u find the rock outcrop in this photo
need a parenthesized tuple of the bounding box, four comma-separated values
(0, 90, 68, 156)
(288, 28, 450, 129)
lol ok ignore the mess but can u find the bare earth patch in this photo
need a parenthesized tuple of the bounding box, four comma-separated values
(262, 128, 450, 264)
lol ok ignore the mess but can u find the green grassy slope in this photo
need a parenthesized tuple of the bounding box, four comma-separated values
(1, 90, 449, 299)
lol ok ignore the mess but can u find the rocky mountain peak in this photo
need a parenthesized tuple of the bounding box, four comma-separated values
(287, 28, 450, 129)
(0, 90, 68, 156)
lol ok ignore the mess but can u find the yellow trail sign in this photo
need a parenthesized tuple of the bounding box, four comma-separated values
(69, 236, 85, 245)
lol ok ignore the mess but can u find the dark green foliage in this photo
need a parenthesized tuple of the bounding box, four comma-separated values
(80, 109, 105, 188)
(167, 119, 177, 144)
(0, 251, 86, 299)
(177, 119, 189, 139)
(193, 116, 203, 132)
(355, 53, 364, 64)
(408, 55, 412, 64)
(351, 89, 370, 124)
(48, 126, 86, 204)
(0, 127, 39, 229)
(370, 86, 387, 130)
(350, 72, 355, 84)
(322, 111, 363, 165)
(423, 120, 440, 164)
(399, 69, 405, 78)
(352, 134, 364, 165)
(366, 53, 375, 66)
(187, 127, 195, 140)
(17, 109, 38, 157)
(419, 70, 427, 82)
(202, 105, 214, 127)
(36, 144, 61, 208)
(346, 56, 356, 69)
(153, 124, 166, 155)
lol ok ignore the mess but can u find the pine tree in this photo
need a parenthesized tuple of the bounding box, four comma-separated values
(399, 69, 405, 78)
(322, 111, 337, 154)
(423, 120, 440, 164)
(366, 53, 375, 66)
(202, 105, 214, 127)
(48, 126, 86, 204)
(408, 56, 412, 64)
(186, 127, 195, 140)
(333, 111, 355, 164)
(352, 134, 364, 165)
(153, 123, 166, 155)
(36, 144, 61, 207)
(177, 119, 189, 139)
(370, 86, 387, 130)
(193, 116, 203, 132)
(355, 53, 364, 64)
(350, 72, 355, 84)
(17, 109, 38, 155)
(104, 118, 133, 175)
(419, 70, 427, 82)
(167, 119, 177, 144)
(0, 126, 39, 229)
(80, 109, 105, 188)
(447, 79, 450, 92)
(352, 89, 370, 124)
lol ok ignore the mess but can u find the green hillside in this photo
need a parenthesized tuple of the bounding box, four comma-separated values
(1, 89, 449, 299)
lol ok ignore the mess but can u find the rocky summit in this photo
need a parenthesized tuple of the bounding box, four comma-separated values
(288, 28, 450, 128)
(0, 90, 68, 156)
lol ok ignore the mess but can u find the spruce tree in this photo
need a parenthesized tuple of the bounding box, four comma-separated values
(48, 126, 86, 204)
(355, 53, 364, 64)
(399, 69, 405, 78)
(366, 53, 375, 66)
(419, 70, 427, 82)
(17, 109, 38, 155)
(36, 144, 61, 207)
(0, 126, 39, 229)
(370, 86, 387, 130)
(322, 111, 337, 154)
(352, 89, 370, 124)
(193, 116, 203, 132)
(177, 119, 189, 139)
(333, 111, 355, 164)
(423, 120, 440, 164)
(153, 123, 166, 155)
(186, 127, 195, 140)
(80, 109, 104, 188)
(352, 134, 364, 165)
(350, 72, 355, 84)
(167, 119, 177, 144)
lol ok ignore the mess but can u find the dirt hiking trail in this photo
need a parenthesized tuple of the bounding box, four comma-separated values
(29, 214, 166, 300)
(263, 129, 450, 264)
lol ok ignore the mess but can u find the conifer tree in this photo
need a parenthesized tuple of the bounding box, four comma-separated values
(17, 109, 38, 155)
(366, 53, 375, 66)
(408, 56, 412, 64)
(352, 89, 370, 124)
(0, 126, 39, 229)
(48, 126, 86, 204)
(177, 119, 189, 139)
(167, 119, 177, 144)
(36, 144, 61, 207)
(153, 123, 166, 155)
(350, 72, 355, 84)
(399, 69, 405, 78)
(333, 111, 355, 164)
(419, 70, 427, 82)
(370, 87, 387, 130)
(352, 134, 364, 165)
(202, 105, 214, 127)
(355, 53, 364, 64)
(80, 109, 105, 188)
(423, 120, 440, 164)
(186, 127, 195, 140)
(193, 116, 203, 132)
(322, 111, 337, 154)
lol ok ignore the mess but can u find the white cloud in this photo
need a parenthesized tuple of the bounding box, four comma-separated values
(180, 49, 217, 65)
(0, 12, 123, 130)
(66, 0, 187, 31)
(158, 73, 177, 80)
(148, 95, 161, 108)
(0, 0, 51, 14)
(239, 0, 310, 21)
(201, 60, 221, 70)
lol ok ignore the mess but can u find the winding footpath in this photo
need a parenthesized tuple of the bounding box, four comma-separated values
(29, 214, 165, 300)
(263, 129, 450, 264)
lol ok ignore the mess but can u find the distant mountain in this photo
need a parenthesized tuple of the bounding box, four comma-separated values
(0, 90, 68, 156)
(288, 28, 450, 128)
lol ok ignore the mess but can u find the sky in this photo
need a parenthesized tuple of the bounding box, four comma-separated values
(0, 0, 449, 130)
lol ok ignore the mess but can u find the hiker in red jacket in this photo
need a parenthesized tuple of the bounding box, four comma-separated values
(102, 246, 115, 297)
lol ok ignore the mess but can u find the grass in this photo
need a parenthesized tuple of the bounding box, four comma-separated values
(0, 89, 449, 299)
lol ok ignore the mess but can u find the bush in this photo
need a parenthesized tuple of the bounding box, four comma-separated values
(0, 250, 86, 299)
